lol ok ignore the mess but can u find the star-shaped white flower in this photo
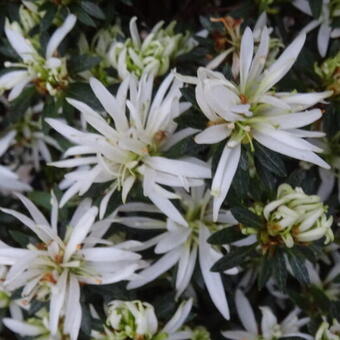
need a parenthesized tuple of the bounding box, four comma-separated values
(0, 193, 143, 340)
(293, 0, 340, 57)
(0, 14, 76, 100)
(0, 131, 31, 192)
(222, 289, 312, 340)
(181, 25, 331, 220)
(118, 186, 239, 320)
(47, 73, 211, 224)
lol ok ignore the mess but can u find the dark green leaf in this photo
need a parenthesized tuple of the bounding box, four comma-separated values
(257, 255, 274, 290)
(287, 249, 310, 285)
(211, 244, 256, 272)
(230, 206, 263, 229)
(40, 4, 56, 32)
(66, 82, 102, 111)
(208, 226, 245, 244)
(28, 191, 52, 211)
(8, 230, 29, 248)
(81, 1, 105, 20)
(273, 249, 288, 292)
(8, 86, 36, 123)
(309, 0, 323, 18)
(72, 5, 96, 27)
(68, 55, 101, 74)
(254, 142, 287, 177)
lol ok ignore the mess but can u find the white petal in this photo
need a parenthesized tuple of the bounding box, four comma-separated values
(317, 23, 331, 57)
(195, 124, 231, 144)
(199, 225, 230, 320)
(162, 299, 193, 333)
(3, 318, 44, 336)
(212, 143, 241, 221)
(64, 207, 98, 261)
(127, 249, 181, 289)
(235, 290, 258, 333)
(4, 20, 35, 62)
(239, 27, 254, 92)
(46, 14, 77, 58)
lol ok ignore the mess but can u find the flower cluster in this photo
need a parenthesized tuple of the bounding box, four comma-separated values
(0, 1, 339, 339)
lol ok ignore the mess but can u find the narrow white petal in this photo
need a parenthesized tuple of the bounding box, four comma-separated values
(317, 23, 331, 57)
(199, 225, 230, 319)
(195, 124, 231, 144)
(64, 207, 98, 261)
(240, 27, 254, 92)
(212, 143, 241, 221)
(46, 14, 77, 58)
(127, 249, 181, 289)
(235, 290, 258, 333)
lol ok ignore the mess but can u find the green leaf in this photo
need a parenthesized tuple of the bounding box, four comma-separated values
(257, 255, 274, 290)
(309, 0, 323, 18)
(72, 5, 96, 27)
(8, 230, 29, 248)
(230, 206, 263, 229)
(81, 1, 105, 20)
(8, 86, 36, 123)
(211, 244, 256, 272)
(273, 249, 288, 292)
(287, 248, 310, 285)
(40, 3, 56, 32)
(208, 226, 245, 244)
(66, 82, 102, 111)
(254, 142, 287, 177)
(28, 191, 52, 211)
(68, 55, 101, 74)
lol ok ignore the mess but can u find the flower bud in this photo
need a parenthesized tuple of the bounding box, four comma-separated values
(264, 184, 334, 248)
(106, 300, 158, 339)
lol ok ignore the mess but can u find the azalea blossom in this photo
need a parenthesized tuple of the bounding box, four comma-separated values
(109, 17, 197, 79)
(118, 186, 239, 320)
(0, 193, 143, 340)
(222, 289, 312, 340)
(91, 299, 194, 340)
(181, 25, 331, 220)
(0, 14, 76, 100)
(293, 0, 340, 57)
(47, 73, 210, 223)
(0, 131, 31, 192)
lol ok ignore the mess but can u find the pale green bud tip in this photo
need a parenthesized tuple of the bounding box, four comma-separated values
(264, 184, 334, 247)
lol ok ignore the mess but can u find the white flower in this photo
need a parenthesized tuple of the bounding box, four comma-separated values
(47, 73, 211, 224)
(0, 14, 76, 100)
(92, 299, 193, 340)
(0, 130, 31, 192)
(181, 25, 331, 220)
(222, 289, 312, 340)
(317, 133, 340, 203)
(108, 17, 197, 79)
(12, 103, 61, 171)
(315, 318, 340, 340)
(207, 13, 281, 77)
(293, 0, 340, 57)
(0, 193, 143, 340)
(306, 261, 340, 300)
(118, 186, 239, 320)
(3, 307, 65, 340)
